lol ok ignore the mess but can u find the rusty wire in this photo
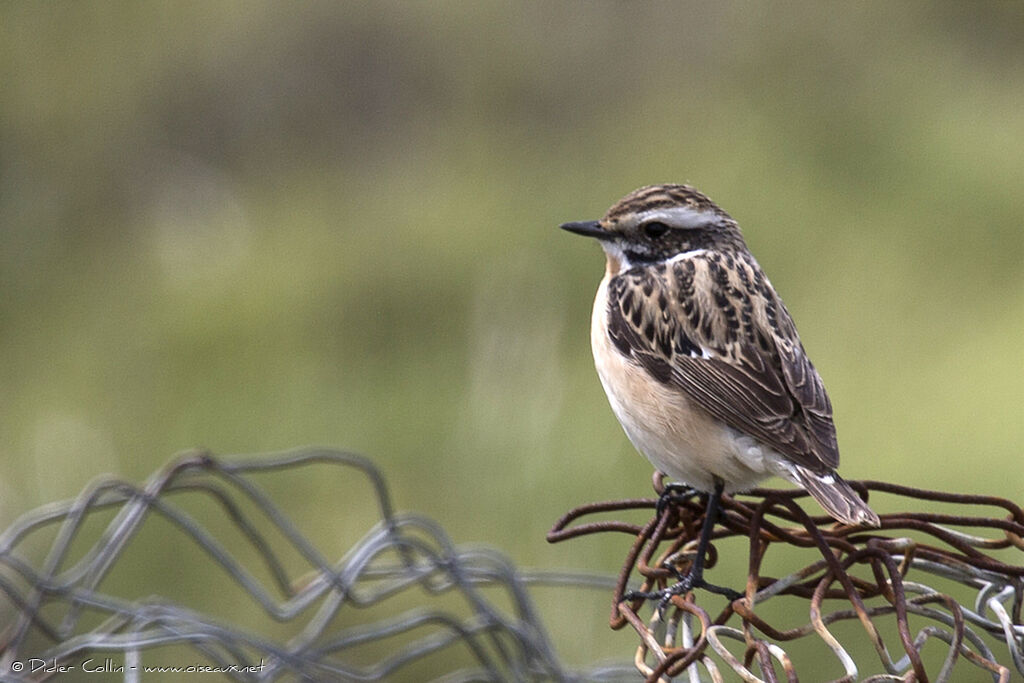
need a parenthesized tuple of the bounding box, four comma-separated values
(548, 473, 1024, 682)
(0, 448, 635, 682)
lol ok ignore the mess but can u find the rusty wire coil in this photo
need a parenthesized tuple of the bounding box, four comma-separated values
(548, 472, 1024, 682)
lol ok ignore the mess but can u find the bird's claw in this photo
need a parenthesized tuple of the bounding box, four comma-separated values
(622, 479, 742, 612)
(622, 572, 742, 612)
(655, 483, 698, 520)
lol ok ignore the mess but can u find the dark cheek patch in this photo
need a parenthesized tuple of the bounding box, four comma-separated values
(624, 250, 645, 265)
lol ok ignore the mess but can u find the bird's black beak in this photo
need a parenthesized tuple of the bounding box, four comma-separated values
(559, 220, 610, 240)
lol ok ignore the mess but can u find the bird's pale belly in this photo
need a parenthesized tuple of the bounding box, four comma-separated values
(590, 277, 778, 493)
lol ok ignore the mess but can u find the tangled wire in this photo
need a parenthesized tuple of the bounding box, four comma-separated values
(0, 449, 634, 682)
(2, 447, 1021, 682)
(548, 472, 1024, 682)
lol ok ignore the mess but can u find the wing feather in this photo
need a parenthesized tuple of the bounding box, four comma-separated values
(606, 254, 839, 472)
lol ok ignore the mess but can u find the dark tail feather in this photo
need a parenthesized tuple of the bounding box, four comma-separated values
(793, 466, 880, 527)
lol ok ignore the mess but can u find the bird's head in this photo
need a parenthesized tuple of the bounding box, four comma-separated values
(561, 184, 746, 273)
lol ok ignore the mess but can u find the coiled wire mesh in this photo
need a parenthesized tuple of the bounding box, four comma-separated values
(0, 449, 634, 682)
(548, 472, 1024, 682)
(2, 448, 1021, 682)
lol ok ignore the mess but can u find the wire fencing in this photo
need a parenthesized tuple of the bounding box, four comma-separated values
(548, 473, 1024, 682)
(1, 447, 1021, 682)
(0, 449, 633, 682)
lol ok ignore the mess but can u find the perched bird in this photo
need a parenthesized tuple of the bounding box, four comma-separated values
(562, 184, 879, 597)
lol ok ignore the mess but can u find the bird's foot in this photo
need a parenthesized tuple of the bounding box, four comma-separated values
(624, 478, 741, 613)
(655, 483, 699, 520)
(623, 569, 742, 612)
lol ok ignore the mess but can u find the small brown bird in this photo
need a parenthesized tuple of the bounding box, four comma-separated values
(563, 184, 878, 597)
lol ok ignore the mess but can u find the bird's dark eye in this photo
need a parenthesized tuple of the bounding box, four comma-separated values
(642, 221, 669, 239)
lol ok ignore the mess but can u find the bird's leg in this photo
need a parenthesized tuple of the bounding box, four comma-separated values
(624, 478, 742, 608)
(673, 478, 742, 600)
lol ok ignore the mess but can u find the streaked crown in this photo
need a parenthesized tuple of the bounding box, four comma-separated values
(561, 184, 747, 267)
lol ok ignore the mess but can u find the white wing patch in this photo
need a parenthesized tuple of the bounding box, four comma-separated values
(690, 346, 715, 360)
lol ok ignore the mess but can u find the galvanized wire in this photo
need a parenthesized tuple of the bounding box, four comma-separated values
(0, 448, 635, 682)
(548, 473, 1024, 682)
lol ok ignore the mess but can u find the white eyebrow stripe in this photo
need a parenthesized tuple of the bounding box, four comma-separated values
(636, 206, 723, 230)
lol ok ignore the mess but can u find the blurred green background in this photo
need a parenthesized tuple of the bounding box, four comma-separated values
(2, 2, 1022, 679)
